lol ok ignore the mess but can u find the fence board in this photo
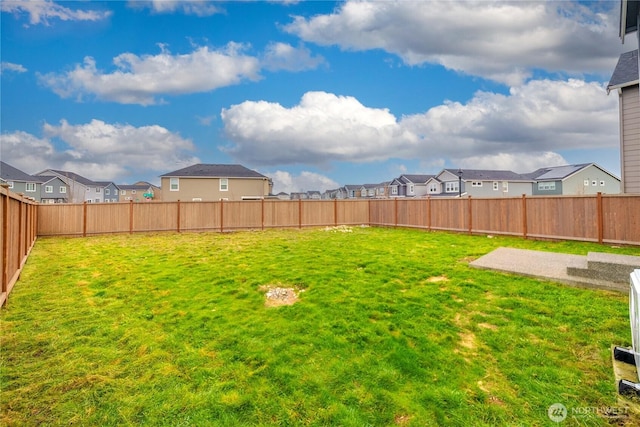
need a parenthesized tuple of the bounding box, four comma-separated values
(181, 201, 221, 231)
(526, 196, 599, 242)
(1, 186, 38, 306)
(301, 200, 336, 227)
(471, 197, 523, 236)
(602, 195, 640, 244)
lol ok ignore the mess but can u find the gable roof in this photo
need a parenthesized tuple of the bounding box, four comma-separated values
(160, 164, 267, 179)
(38, 169, 96, 186)
(399, 174, 434, 184)
(608, 49, 639, 91)
(1, 161, 41, 183)
(442, 168, 531, 182)
(525, 163, 619, 181)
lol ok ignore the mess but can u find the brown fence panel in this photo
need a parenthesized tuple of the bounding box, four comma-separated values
(133, 202, 179, 233)
(526, 196, 599, 242)
(222, 201, 263, 230)
(301, 200, 336, 227)
(181, 201, 221, 232)
(37, 203, 84, 236)
(264, 200, 300, 228)
(471, 197, 523, 236)
(430, 198, 467, 231)
(369, 199, 394, 226)
(337, 200, 370, 225)
(602, 195, 640, 245)
(1, 186, 38, 306)
(86, 203, 130, 235)
(397, 199, 429, 229)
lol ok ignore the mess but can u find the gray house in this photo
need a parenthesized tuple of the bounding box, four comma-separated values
(526, 163, 620, 195)
(37, 169, 104, 203)
(389, 174, 434, 197)
(431, 169, 534, 197)
(0, 161, 43, 201)
(39, 176, 69, 203)
(608, 49, 639, 194)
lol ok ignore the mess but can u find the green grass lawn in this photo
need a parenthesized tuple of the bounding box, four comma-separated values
(1, 227, 639, 426)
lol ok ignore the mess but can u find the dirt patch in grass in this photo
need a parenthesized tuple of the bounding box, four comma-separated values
(260, 285, 303, 307)
(427, 275, 448, 283)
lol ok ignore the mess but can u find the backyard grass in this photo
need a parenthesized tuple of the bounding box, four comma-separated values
(1, 227, 639, 426)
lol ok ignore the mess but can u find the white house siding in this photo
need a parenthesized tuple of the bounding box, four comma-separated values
(621, 85, 640, 194)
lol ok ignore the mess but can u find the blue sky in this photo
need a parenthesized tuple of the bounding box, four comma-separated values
(1, 0, 637, 194)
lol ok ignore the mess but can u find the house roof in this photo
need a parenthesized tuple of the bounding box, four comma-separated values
(443, 169, 530, 182)
(524, 163, 591, 181)
(1, 161, 41, 183)
(39, 169, 96, 186)
(160, 163, 267, 179)
(607, 49, 639, 91)
(400, 174, 434, 184)
(118, 183, 152, 190)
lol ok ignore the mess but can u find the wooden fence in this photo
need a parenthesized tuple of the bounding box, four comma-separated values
(36, 194, 640, 246)
(1, 185, 38, 306)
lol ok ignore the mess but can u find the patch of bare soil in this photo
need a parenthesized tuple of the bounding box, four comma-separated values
(260, 285, 303, 307)
(427, 275, 448, 283)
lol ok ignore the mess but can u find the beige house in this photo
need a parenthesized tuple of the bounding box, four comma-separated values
(608, 49, 639, 194)
(160, 164, 272, 202)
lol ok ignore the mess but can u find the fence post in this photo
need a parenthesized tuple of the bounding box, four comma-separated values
(129, 200, 134, 234)
(83, 201, 87, 237)
(427, 197, 431, 231)
(394, 198, 398, 227)
(177, 200, 181, 233)
(467, 195, 472, 234)
(220, 199, 224, 233)
(597, 192, 603, 244)
(522, 194, 528, 239)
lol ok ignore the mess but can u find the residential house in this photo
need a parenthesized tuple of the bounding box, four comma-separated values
(95, 181, 120, 203)
(307, 190, 322, 200)
(38, 175, 70, 203)
(526, 163, 620, 195)
(430, 169, 534, 197)
(0, 161, 42, 201)
(608, 49, 639, 194)
(36, 169, 105, 203)
(160, 164, 272, 201)
(118, 181, 160, 202)
(274, 192, 290, 200)
(389, 174, 434, 197)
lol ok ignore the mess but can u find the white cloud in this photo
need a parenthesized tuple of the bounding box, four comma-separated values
(262, 42, 325, 72)
(130, 1, 222, 16)
(0, 62, 27, 75)
(221, 79, 618, 173)
(267, 170, 339, 194)
(1, 0, 112, 26)
(38, 43, 261, 105)
(284, 0, 628, 85)
(1, 120, 199, 182)
(458, 152, 568, 173)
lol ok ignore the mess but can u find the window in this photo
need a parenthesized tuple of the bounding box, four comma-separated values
(428, 183, 438, 193)
(170, 178, 179, 191)
(472, 181, 483, 187)
(7, 181, 14, 189)
(60, 186, 67, 193)
(96, 187, 101, 193)
(105, 189, 110, 195)
(105, 199, 110, 203)
(592, 180, 597, 186)
(502, 181, 508, 192)
(192, 198, 202, 202)
(220, 178, 229, 191)
(131, 190, 136, 194)
(121, 190, 126, 195)
(95, 198, 100, 203)
(408, 184, 414, 194)
(584, 180, 589, 186)
(26, 183, 36, 192)
(391, 186, 398, 195)
(493, 182, 499, 191)
(445, 181, 459, 193)
(600, 181, 605, 187)
(45, 185, 53, 193)
(538, 182, 556, 191)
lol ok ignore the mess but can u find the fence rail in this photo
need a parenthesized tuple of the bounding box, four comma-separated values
(1, 185, 38, 306)
(36, 194, 640, 245)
